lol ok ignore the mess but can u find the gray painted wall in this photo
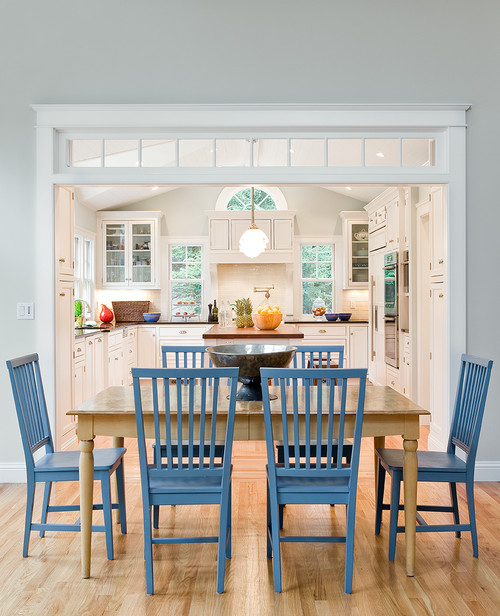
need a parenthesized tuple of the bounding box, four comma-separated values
(116, 186, 366, 236)
(1, 0, 499, 469)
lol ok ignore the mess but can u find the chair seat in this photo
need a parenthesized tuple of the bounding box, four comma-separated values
(34, 448, 126, 473)
(275, 474, 350, 493)
(376, 448, 467, 473)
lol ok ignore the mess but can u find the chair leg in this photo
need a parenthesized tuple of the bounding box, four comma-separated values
(344, 498, 357, 594)
(279, 504, 284, 529)
(269, 490, 282, 592)
(466, 479, 479, 557)
(375, 462, 386, 535)
(388, 470, 401, 562)
(226, 481, 232, 559)
(101, 475, 114, 560)
(144, 506, 154, 595)
(449, 482, 461, 538)
(153, 505, 159, 529)
(23, 479, 35, 557)
(266, 482, 272, 558)
(40, 481, 52, 538)
(115, 460, 127, 535)
(216, 483, 230, 593)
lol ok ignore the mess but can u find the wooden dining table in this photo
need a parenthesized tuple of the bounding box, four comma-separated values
(69, 383, 429, 580)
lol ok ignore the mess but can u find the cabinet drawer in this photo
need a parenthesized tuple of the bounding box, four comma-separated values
(403, 334, 411, 354)
(73, 342, 85, 360)
(158, 325, 208, 339)
(108, 330, 123, 349)
(298, 324, 347, 337)
(386, 365, 400, 392)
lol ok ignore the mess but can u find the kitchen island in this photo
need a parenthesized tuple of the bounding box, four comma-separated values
(202, 323, 304, 346)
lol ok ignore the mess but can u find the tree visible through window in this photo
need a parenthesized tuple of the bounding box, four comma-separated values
(226, 188, 277, 210)
(301, 244, 334, 315)
(170, 245, 203, 318)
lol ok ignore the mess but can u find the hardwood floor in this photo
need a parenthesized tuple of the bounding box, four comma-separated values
(1, 429, 499, 615)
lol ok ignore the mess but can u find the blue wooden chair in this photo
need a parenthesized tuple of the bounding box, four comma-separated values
(6, 353, 127, 560)
(276, 346, 352, 466)
(375, 354, 493, 561)
(261, 366, 367, 594)
(132, 366, 239, 594)
(153, 345, 224, 528)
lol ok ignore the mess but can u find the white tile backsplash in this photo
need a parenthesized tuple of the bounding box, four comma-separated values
(217, 264, 288, 312)
(342, 289, 369, 320)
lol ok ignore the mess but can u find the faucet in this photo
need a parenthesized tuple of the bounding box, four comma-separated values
(75, 299, 92, 320)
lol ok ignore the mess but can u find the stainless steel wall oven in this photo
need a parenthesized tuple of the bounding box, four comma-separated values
(383, 251, 399, 368)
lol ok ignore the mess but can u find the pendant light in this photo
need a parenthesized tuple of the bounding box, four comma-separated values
(239, 187, 269, 258)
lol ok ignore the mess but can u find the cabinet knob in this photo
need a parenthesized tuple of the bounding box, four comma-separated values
(129, 349, 133, 354)
(439, 293, 444, 298)
(115, 357, 119, 361)
(59, 292, 65, 296)
(319, 329, 326, 333)
(76, 347, 82, 352)
(88, 341, 93, 345)
(59, 258, 66, 263)
(179, 330, 187, 334)
(438, 259, 444, 264)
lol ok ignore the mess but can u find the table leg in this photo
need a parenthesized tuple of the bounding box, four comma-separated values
(373, 436, 385, 501)
(403, 438, 418, 576)
(112, 436, 125, 524)
(79, 438, 95, 579)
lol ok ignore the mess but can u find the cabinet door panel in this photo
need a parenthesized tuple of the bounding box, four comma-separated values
(55, 187, 74, 278)
(273, 219, 293, 250)
(349, 326, 368, 368)
(210, 219, 229, 250)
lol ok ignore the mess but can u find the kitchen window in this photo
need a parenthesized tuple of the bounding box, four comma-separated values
(74, 230, 95, 316)
(169, 244, 203, 319)
(301, 244, 334, 315)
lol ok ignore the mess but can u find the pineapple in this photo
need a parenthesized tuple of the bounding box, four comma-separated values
(244, 297, 254, 327)
(235, 299, 246, 328)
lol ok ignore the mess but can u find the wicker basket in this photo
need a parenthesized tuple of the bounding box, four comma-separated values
(112, 300, 150, 322)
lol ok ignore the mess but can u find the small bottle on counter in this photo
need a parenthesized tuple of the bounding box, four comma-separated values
(211, 299, 219, 323)
(224, 302, 233, 328)
(218, 301, 225, 328)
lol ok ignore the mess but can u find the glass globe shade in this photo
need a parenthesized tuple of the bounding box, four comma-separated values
(239, 226, 269, 258)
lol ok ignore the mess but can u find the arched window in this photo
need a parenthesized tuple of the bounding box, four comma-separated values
(215, 187, 288, 211)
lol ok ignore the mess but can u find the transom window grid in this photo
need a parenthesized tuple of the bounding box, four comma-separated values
(169, 245, 203, 319)
(226, 188, 277, 210)
(301, 244, 334, 315)
(66, 135, 438, 170)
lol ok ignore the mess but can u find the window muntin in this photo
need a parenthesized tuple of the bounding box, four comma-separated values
(170, 244, 203, 318)
(301, 244, 334, 315)
(226, 188, 277, 211)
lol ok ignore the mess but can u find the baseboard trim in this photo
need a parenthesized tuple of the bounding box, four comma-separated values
(0, 463, 26, 483)
(474, 461, 500, 482)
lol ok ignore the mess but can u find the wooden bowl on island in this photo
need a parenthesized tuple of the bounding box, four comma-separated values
(253, 312, 282, 330)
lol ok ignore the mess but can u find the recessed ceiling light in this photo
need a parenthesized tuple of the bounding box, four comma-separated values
(376, 152, 385, 158)
(345, 186, 352, 190)
(151, 186, 159, 191)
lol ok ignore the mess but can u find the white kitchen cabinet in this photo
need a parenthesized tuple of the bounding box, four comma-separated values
(429, 283, 448, 444)
(386, 365, 400, 393)
(385, 195, 400, 248)
(84, 333, 107, 398)
(297, 324, 349, 366)
(108, 346, 125, 386)
(206, 210, 295, 263)
(73, 340, 86, 410)
(429, 187, 446, 278)
(55, 187, 75, 279)
(97, 211, 162, 289)
(348, 326, 368, 368)
(125, 326, 138, 385)
(401, 333, 411, 398)
(339, 211, 369, 289)
(138, 326, 157, 367)
(158, 324, 210, 366)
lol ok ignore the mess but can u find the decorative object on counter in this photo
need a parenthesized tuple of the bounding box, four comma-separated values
(338, 312, 352, 321)
(172, 299, 198, 320)
(143, 312, 161, 323)
(74, 300, 84, 328)
(234, 299, 246, 328)
(253, 304, 282, 330)
(219, 301, 233, 328)
(99, 304, 114, 323)
(311, 297, 326, 320)
(325, 313, 339, 321)
(211, 299, 219, 323)
(206, 344, 296, 401)
(244, 298, 254, 327)
(111, 300, 150, 322)
(239, 187, 269, 258)
(207, 303, 213, 322)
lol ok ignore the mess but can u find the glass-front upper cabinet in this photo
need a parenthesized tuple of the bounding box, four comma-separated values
(98, 212, 162, 289)
(339, 211, 369, 289)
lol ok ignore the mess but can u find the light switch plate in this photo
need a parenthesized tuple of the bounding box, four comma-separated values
(17, 303, 35, 319)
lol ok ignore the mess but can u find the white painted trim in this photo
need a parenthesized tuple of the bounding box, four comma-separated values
(0, 463, 26, 483)
(475, 461, 500, 482)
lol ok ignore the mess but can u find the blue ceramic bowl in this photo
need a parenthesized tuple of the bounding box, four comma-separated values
(325, 313, 339, 321)
(143, 312, 161, 323)
(338, 313, 352, 322)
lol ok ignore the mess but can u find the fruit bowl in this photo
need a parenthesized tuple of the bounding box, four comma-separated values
(253, 312, 282, 330)
(143, 312, 161, 323)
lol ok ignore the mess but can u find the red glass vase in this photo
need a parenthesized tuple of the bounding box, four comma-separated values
(99, 304, 114, 323)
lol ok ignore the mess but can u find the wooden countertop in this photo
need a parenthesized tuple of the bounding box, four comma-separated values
(202, 324, 304, 339)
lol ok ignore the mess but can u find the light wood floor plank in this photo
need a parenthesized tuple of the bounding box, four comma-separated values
(1, 430, 500, 615)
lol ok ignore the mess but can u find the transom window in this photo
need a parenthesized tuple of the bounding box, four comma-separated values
(226, 188, 277, 210)
(169, 245, 203, 319)
(301, 244, 334, 315)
